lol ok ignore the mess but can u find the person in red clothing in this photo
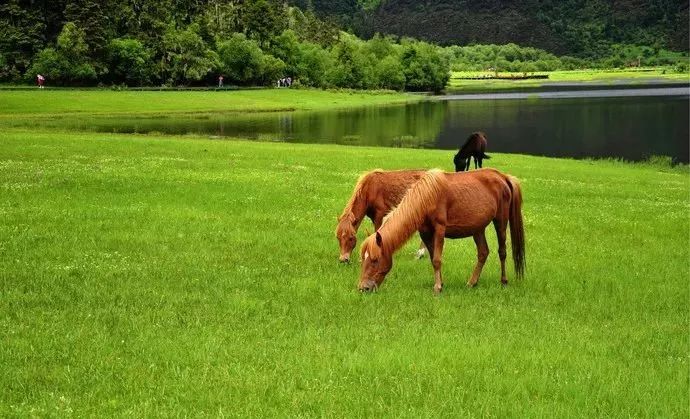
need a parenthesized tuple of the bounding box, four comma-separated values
(37, 74, 45, 88)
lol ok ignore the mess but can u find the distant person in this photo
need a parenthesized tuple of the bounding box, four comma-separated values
(218, 75, 224, 88)
(454, 132, 490, 171)
(37, 74, 45, 89)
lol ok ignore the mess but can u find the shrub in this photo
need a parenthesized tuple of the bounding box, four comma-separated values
(107, 38, 152, 86)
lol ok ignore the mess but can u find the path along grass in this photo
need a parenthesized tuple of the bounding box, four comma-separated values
(1, 129, 687, 416)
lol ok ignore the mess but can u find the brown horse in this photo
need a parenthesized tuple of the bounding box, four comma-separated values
(454, 132, 490, 172)
(336, 169, 427, 263)
(358, 168, 525, 293)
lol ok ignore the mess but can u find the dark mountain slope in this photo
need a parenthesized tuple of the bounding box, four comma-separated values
(301, 0, 689, 55)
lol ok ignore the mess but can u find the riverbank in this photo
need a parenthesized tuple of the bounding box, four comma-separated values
(448, 67, 690, 92)
(1, 129, 687, 416)
(0, 88, 421, 117)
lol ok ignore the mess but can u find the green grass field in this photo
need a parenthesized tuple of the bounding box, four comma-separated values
(0, 88, 420, 117)
(449, 67, 690, 91)
(1, 124, 688, 416)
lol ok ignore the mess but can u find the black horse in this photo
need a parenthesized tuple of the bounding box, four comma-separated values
(454, 132, 490, 172)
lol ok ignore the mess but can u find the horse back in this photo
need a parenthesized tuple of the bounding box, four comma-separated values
(367, 169, 426, 213)
(440, 169, 511, 233)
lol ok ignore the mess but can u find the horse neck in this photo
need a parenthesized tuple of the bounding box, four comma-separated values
(378, 170, 445, 255)
(341, 177, 372, 227)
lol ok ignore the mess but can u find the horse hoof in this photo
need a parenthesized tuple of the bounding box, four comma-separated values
(433, 285, 443, 294)
(466, 282, 477, 288)
(501, 279, 508, 287)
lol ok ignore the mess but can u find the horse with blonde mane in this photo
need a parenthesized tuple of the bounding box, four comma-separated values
(336, 169, 427, 263)
(358, 168, 525, 293)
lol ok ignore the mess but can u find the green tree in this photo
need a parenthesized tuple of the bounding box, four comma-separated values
(400, 41, 449, 92)
(217, 33, 285, 85)
(161, 24, 218, 85)
(0, 0, 46, 80)
(328, 38, 369, 88)
(270, 30, 302, 77)
(107, 38, 153, 85)
(295, 42, 333, 87)
(240, 0, 288, 48)
(29, 22, 96, 85)
(375, 55, 405, 90)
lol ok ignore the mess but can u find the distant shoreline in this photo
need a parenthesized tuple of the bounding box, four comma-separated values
(441, 86, 690, 101)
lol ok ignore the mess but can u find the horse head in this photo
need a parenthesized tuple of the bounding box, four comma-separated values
(335, 212, 357, 263)
(358, 232, 393, 292)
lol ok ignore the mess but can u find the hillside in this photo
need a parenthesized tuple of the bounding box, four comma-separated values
(299, 0, 690, 57)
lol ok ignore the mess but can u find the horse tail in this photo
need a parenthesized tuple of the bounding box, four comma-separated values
(482, 153, 491, 160)
(506, 176, 525, 279)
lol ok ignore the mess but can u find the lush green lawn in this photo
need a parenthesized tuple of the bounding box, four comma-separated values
(0, 88, 420, 117)
(449, 67, 690, 91)
(1, 128, 687, 416)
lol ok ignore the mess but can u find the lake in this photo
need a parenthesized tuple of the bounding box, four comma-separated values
(23, 88, 690, 163)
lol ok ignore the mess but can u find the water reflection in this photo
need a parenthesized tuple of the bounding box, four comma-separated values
(15, 94, 689, 162)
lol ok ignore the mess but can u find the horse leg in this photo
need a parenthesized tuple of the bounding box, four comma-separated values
(467, 230, 489, 287)
(420, 229, 445, 294)
(465, 158, 471, 171)
(474, 156, 478, 169)
(414, 241, 427, 259)
(432, 228, 446, 294)
(493, 219, 508, 285)
(478, 156, 483, 168)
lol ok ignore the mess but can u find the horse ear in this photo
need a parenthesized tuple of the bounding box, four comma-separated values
(375, 232, 383, 247)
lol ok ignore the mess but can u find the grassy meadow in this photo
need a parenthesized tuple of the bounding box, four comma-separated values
(1, 120, 688, 415)
(0, 89, 421, 117)
(1, 89, 688, 416)
(448, 67, 690, 91)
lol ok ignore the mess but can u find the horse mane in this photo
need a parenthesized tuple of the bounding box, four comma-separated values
(378, 169, 446, 254)
(339, 169, 383, 221)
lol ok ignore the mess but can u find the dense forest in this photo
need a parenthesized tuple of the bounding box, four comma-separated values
(298, 0, 689, 57)
(0, 0, 450, 90)
(1, 0, 687, 89)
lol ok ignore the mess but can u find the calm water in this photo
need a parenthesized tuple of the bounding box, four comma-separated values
(28, 91, 690, 163)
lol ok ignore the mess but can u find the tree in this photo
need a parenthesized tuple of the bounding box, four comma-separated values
(217, 33, 285, 85)
(28, 22, 96, 85)
(240, 0, 288, 48)
(295, 41, 333, 87)
(400, 41, 449, 92)
(0, 0, 46, 80)
(161, 24, 218, 85)
(107, 38, 152, 85)
(375, 55, 405, 90)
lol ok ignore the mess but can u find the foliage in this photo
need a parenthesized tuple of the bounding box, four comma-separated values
(0, 0, 46, 80)
(161, 24, 218, 85)
(400, 40, 450, 92)
(1, 0, 687, 88)
(28, 22, 97, 85)
(106, 38, 153, 86)
(308, 0, 689, 58)
(217, 33, 284, 85)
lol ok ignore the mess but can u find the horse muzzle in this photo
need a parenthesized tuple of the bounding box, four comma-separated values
(359, 279, 377, 292)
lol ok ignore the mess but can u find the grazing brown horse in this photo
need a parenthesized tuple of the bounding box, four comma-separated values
(358, 168, 525, 293)
(454, 132, 490, 172)
(336, 169, 427, 263)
